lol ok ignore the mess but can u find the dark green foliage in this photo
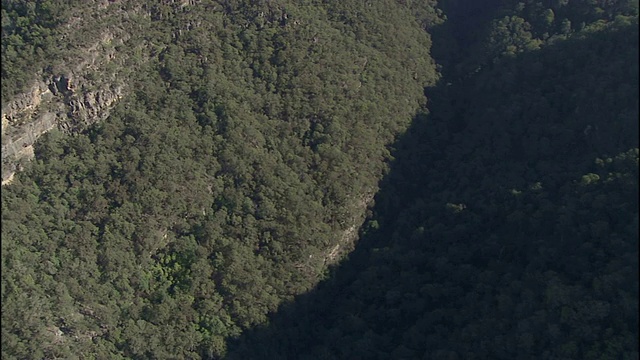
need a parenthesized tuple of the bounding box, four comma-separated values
(1, 0, 81, 102)
(226, 6, 639, 360)
(2, 0, 638, 359)
(2, 0, 440, 358)
(437, 0, 639, 81)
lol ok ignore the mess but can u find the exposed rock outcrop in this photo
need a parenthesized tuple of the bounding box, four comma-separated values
(0, 0, 153, 185)
(2, 67, 126, 185)
(1, 20, 136, 185)
(1, 73, 125, 184)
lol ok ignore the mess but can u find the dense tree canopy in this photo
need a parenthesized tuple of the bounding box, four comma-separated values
(227, 2, 639, 359)
(2, 0, 441, 358)
(2, 0, 637, 359)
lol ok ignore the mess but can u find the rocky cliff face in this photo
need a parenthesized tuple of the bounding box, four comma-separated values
(1, 74, 125, 184)
(1, 0, 204, 185)
(1, 20, 138, 185)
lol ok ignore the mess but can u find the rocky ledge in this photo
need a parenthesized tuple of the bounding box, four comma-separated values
(1, 74, 124, 185)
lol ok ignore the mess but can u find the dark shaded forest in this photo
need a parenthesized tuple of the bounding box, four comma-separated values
(2, 0, 443, 358)
(227, 1, 639, 359)
(227, 12, 639, 360)
(2, 0, 638, 359)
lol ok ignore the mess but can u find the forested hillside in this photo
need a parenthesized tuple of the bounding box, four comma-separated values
(2, 0, 638, 359)
(228, 0, 639, 359)
(1, 0, 141, 104)
(2, 0, 442, 358)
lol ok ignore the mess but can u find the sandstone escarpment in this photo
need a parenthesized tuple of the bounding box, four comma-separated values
(0, 1, 153, 186)
(1, 34, 128, 185)
(1, 74, 125, 184)
(1, 0, 207, 185)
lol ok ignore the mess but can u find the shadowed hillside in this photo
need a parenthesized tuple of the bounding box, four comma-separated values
(1, 1, 442, 358)
(225, 17, 639, 360)
(1, 1, 637, 359)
